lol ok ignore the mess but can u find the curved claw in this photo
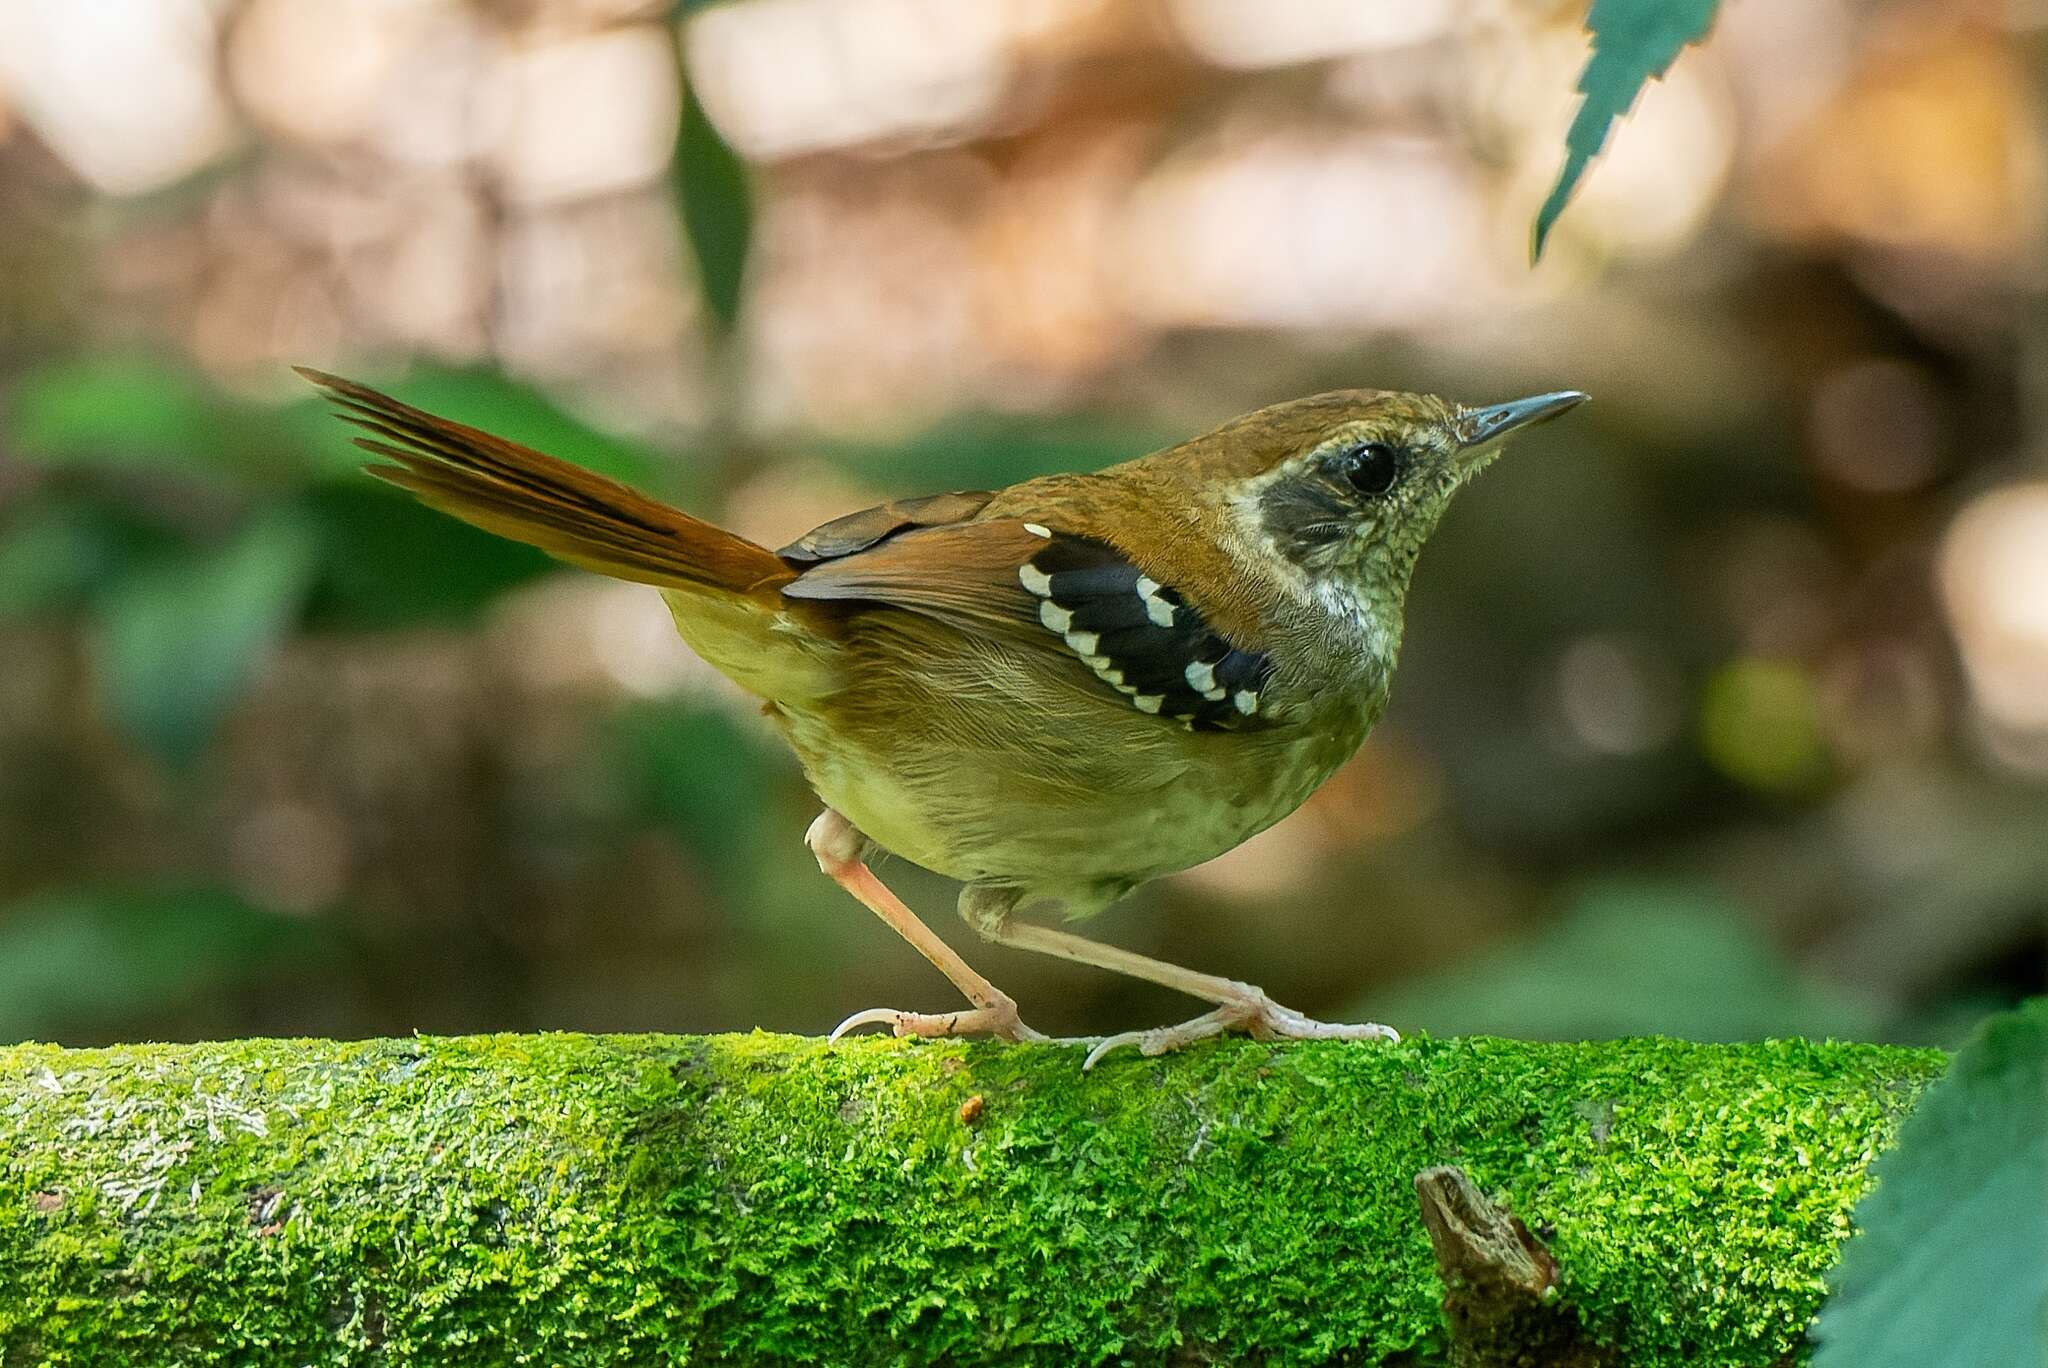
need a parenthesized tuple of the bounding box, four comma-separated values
(829, 1007, 914, 1042)
(1081, 1031, 1145, 1071)
(828, 1003, 1049, 1044)
(1083, 1007, 1237, 1070)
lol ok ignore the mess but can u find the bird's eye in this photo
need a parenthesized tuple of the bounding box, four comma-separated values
(1341, 442, 1400, 496)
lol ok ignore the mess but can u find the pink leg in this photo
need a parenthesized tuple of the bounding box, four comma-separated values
(962, 896, 1395, 1069)
(806, 811, 1044, 1043)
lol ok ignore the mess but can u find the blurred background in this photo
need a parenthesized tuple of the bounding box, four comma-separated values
(0, 0, 2040, 1049)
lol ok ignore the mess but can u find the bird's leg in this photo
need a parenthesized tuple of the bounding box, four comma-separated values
(808, 811, 1046, 1043)
(959, 887, 1394, 1069)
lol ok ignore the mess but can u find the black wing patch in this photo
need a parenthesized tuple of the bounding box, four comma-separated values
(1017, 531, 1272, 730)
(778, 490, 995, 564)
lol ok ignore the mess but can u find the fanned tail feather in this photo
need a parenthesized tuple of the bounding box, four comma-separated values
(296, 368, 793, 597)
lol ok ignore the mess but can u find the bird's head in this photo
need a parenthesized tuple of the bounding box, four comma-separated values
(1183, 387, 1587, 617)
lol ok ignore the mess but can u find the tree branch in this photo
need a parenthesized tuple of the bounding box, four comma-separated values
(1416, 1165, 1609, 1367)
(2, 1033, 1938, 1365)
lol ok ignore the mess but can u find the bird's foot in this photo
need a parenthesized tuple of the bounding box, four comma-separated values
(1082, 985, 1397, 1070)
(830, 995, 1049, 1044)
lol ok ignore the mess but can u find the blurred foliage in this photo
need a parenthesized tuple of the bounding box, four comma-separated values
(1364, 879, 1881, 1043)
(93, 510, 319, 767)
(10, 355, 684, 493)
(1534, 0, 1723, 258)
(13, 353, 343, 484)
(601, 700, 782, 898)
(1812, 998, 2048, 1368)
(297, 485, 550, 630)
(818, 414, 1180, 496)
(1699, 657, 1831, 797)
(675, 77, 752, 340)
(0, 887, 321, 1041)
(0, 354, 704, 755)
(0, 493, 174, 618)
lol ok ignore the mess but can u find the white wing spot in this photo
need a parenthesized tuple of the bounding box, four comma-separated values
(1039, 601, 1073, 632)
(1184, 661, 1216, 692)
(1019, 563, 1052, 595)
(1134, 693, 1164, 714)
(1233, 690, 1259, 715)
(1066, 630, 1100, 656)
(1023, 522, 1052, 539)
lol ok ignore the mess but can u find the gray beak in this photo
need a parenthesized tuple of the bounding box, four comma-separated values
(1455, 390, 1589, 458)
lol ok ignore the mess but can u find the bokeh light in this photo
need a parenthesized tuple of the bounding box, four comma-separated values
(1942, 482, 2048, 765)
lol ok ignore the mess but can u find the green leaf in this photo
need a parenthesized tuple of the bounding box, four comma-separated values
(296, 483, 551, 629)
(92, 511, 320, 766)
(0, 886, 313, 1041)
(12, 353, 355, 486)
(1812, 999, 2048, 1368)
(675, 73, 753, 334)
(9, 354, 223, 473)
(1363, 878, 1880, 1043)
(1531, 0, 1720, 261)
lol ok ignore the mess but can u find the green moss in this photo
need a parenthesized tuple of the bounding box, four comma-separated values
(0, 1033, 1939, 1366)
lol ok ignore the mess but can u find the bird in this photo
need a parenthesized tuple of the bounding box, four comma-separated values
(298, 368, 1585, 1067)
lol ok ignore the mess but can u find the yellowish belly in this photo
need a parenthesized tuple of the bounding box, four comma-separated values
(775, 684, 1369, 912)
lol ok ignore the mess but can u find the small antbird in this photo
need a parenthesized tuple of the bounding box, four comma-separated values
(299, 370, 1583, 1067)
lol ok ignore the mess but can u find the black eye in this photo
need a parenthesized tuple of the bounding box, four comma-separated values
(1342, 442, 1400, 496)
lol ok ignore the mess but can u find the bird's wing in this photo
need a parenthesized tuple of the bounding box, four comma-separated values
(777, 490, 997, 563)
(782, 519, 1275, 730)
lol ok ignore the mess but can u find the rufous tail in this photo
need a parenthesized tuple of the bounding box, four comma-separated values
(296, 368, 794, 598)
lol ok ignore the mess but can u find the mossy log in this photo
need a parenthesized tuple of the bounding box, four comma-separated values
(2, 1032, 1939, 1366)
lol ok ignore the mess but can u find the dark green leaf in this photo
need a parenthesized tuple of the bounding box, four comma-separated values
(297, 483, 551, 629)
(1531, 0, 1720, 261)
(1364, 879, 1880, 1042)
(675, 74, 753, 335)
(1812, 999, 2048, 1368)
(0, 886, 313, 1041)
(92, 511, 320, 765)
